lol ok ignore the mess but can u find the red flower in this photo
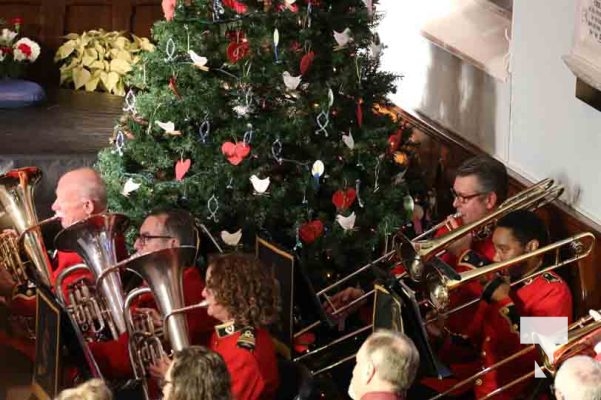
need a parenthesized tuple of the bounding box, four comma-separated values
(11, 17, 23, 27)
(17, 43, 32, 57)
(299, 220, 324, 244)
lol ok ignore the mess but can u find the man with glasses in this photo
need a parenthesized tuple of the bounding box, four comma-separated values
(88, 209, 217, 390)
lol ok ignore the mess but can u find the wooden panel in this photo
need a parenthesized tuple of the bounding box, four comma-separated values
(64, 4, 113, 33)
(131, 3, 162, 37)
(398, 106, 601, 319)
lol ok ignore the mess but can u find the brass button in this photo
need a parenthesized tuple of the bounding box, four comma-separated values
(485, 336, 491, 342)
(475, 378, 483, 386)
(481, 351, 486, 357)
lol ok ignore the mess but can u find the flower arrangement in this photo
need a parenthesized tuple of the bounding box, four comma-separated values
(55, 30, 154, 96)
(0, 17, 41, 79)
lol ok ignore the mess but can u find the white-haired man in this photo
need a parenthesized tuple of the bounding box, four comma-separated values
(348, 330, 420, 400)
(555, 355, 601, 400)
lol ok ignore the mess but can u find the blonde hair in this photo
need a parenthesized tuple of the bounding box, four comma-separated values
(55, 379, 112, 400)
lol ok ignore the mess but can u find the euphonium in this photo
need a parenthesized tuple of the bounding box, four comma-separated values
(54, 213, 130, 341)
(96, 246, 197, 400)
(0, 231, 28, 286)
(0, 167, 55, 287)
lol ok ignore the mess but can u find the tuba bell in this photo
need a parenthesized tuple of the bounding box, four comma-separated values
(54, 213, 130, 340)
(0, 167, 55, 287)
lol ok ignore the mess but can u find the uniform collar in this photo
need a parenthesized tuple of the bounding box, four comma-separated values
(215, 320, 242, 337)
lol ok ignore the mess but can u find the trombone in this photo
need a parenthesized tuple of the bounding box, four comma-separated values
(428, 310, 601, 400)
(426, 231, 596, 313)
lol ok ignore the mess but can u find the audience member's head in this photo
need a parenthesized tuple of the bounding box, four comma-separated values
(453, 155, 508, 224)
(55, 378, 112, 400)
(52, 167, 107, 228)
(348, 330, 420, 400)
(162, 346, 232, 400)
(202, 253, 279, 327)
(134, 208, 197, 254)
(555, 355, 601, 400)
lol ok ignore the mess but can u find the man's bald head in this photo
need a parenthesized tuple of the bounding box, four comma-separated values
(52, 168, 107, 228)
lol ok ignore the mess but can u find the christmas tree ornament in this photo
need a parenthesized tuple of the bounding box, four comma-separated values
(393, 151, 409, 168)
(164, 38, 176, 62)
(293, 223, 303, 250)
(156, 121, 182, 135)
(243, 124, 254, 145)
(300, 51, 315, 75)
(198, 117, 210, 143)
(112, 130, 125, 156)
(369, 41, 383, 59)
(189, 50, 209, 71)
(121, 178, 141, 197)
(221, 229, 242, 246)
(212, 0, 225, 19)
(175, 158, 191, 181)
(162, 0, 176, 21)
(315, 110, 329, 136)
(250, 175, 271, 194)
(355, 179, 364, 208)
(373, 156, 382, 192)
(207, 194, 220, 222)
(221, 141, 251, 165)
(336, 212, 356, 230)
(226, 41, 250, 64)
(273, 28, 280, 62)
(168, 76, 181, 99)
(333, 28, 352, 49)
(283, 71, 302, 90)
(328, 88, 334, 108)
(331, 188, 357, 210)
(122, 90, 137, 114)
(356, 98, 363, 127)
(342, 130, 354, 150)
(223, 0, 248, 14)
(271, 138, 283, 163)
(299, 220, 324, 244)
(387, 130, 402, 153)
(311, 160, 324, 187)
(403, 195, 415, 214)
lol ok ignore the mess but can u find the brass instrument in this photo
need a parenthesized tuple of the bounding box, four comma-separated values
(53, 213, 130, 341)
(429, 311, 601, 400)
(97, 246, 198, 400)
(0, 167, 55, 287)
(426, 232, 596, 313)
(0, 231, 28, 286)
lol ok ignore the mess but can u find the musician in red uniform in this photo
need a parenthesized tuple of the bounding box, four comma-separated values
(89, 209, 217, 380)
(421, 210, 573, 399)
(0, 168, 108, 358)
(202, 253, 280, 400)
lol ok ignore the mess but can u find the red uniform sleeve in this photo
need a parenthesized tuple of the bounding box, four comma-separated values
(88, 332, 133, 380)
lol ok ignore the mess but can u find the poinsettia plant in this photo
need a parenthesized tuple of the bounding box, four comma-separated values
(0, 17, 41, 79)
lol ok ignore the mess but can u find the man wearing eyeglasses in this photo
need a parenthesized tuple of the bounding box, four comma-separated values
(88, 209, 217, 392)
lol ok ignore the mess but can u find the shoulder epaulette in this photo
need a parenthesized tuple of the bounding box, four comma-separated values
(457, 250, 490, 269)
(237, 326, 256, 351)
(541, 272, 561, 284)
(499, 303, 520, 334)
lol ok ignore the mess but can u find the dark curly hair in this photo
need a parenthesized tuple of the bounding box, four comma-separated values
(170, 346, 232, 400)
(206, 253, 279, 327)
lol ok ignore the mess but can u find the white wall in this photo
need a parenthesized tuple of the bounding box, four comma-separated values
(379, 0, 601, 224)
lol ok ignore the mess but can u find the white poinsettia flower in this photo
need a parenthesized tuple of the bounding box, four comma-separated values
(13, 38, 41, 62)
(0, 29, 18, 46)
(0, 49, 6, 62)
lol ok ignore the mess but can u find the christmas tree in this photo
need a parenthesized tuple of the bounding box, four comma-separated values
(98, 0, 424, 293)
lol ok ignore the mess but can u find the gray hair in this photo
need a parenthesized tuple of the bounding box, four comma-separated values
(364, 329, 420, 392)
(55, 378, 112, 400)
(555, 356, 601, 400)
(456, 155, 508, 203)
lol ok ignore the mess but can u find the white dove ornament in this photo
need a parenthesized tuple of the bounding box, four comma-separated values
(336, 212, 356, 230)
(121, 178, 141, 197)
(283, 71, 302, 90)
(250, 175, 270, 194)
(333, 28, 352, 49)
(221, 229, 243, 246)
(156, 121, 182, 136)
(342, 131, 355, 150)
(189, 50, 209, 71)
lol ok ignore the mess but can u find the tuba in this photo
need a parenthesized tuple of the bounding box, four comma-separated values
(97, 246, 199, 400)
(0, 167, 55, 287)
(54, 213, 130, 341)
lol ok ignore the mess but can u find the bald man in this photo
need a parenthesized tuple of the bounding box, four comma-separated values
(0, 167, 116, 358)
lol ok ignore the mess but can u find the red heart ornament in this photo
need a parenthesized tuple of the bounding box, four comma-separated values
(332, 188, 357, 210)
(175, 158, 191, 181)
(299, 220, 324, 244)
(221, 141, 251, 165)
(227, 41, 250, 64)
(300, 51, 315, 75)
(388, 130, 402, 154)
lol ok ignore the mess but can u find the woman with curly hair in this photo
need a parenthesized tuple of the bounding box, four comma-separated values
(202, 253, 280, 400)
(162, 346, 232, 400)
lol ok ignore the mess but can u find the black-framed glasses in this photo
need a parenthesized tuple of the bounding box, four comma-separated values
(450, 188, 487, 203)
(135, 233, 174, 245)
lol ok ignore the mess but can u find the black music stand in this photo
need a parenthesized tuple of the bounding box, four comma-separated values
(373, 278, 451, 379)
